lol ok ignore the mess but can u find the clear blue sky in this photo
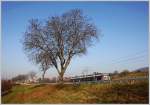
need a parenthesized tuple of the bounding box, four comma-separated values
(2, 1, 149, 79)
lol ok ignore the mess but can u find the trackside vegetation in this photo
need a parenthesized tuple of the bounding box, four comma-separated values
(2, 80, 148, 104)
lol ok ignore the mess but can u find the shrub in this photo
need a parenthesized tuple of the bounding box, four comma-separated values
(1, 80, 13, 93)
(119, 70, 129, 77)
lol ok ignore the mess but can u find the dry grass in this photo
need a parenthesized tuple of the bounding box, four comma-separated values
(111, 71, 148, 80)
(2, 80, 149, 104)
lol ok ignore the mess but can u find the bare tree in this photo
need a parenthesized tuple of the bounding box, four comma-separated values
(28, 71, 36, 81)
(35, 51, 52, 80)
(23, 9, 99, 83)
(41, 65, 48, 81)
(113, 70, 119, 75)
(12, 74, 28, 82)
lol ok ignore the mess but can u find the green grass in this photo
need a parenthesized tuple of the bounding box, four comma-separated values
(2, 80, 149, 104)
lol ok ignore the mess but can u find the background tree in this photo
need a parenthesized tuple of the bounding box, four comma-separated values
(41, 64, 49, 81)
(113, 70, 119, 75)
(28, 71, 36, 81)
(35, 52, 52, 80)
(23, 9, 99, 83)
(12, 74, 28, 82)
(119, 69, 129, 77)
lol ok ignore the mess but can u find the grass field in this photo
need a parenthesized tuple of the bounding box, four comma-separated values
(111, 70, 149, 80)
(2, 80, 149, 104)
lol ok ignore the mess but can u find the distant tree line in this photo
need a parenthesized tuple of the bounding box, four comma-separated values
(110, 69, 130, 77)
(11, 71, 36, 83)
(110, 67, 149, 78)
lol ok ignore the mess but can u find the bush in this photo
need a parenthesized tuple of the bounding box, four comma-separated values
(1, 80, 13, 93)
(119, 70, 129, 77)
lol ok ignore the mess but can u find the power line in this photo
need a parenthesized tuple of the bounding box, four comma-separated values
(111, 54, 148, 64)
(104, 59, 148, 72)
(110, 49, 148, 62)
(106, 56, 148, 70)
(103, 51, 148, 71)
(115, 60, 148, 71)
(114, 59, 147, 67)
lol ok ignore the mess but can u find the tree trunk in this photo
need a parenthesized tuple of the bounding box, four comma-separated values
(42, 71, 46, 81)
(59, 72, 64, 84)
(57, 56, 72, 84)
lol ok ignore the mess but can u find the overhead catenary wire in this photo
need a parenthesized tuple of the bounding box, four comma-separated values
(102, 49, 148, 71)
(110, 54, 148, 64)
(110, 49, 148, 62)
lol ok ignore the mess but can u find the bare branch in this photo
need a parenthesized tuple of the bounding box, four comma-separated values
(22, 9, 99, 82)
